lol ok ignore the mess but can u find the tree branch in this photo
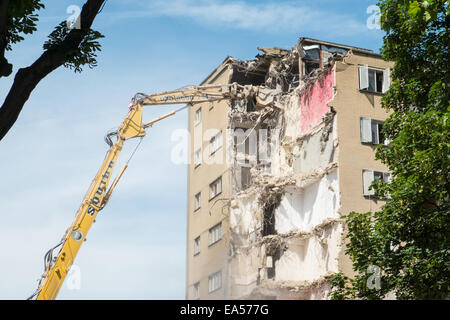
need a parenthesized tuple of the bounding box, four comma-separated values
(0, 0, 12, 77)
(0, 0, 105, 141)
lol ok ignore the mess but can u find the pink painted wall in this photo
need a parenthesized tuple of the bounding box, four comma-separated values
(300, 68, 335, 134)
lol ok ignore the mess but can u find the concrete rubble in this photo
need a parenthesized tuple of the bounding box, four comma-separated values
(221, 41, 351, 300)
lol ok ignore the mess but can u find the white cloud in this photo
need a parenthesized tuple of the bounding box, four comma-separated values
(114, 0, 367, 36)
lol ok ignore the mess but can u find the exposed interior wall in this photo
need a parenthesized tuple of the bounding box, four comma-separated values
(242, 278, 332, 300)
(224, 45, 346, 300)
(293, 116, 337, 175)
(299, 68, 335, 134)
(275, 171, 339, 234)
(283, 90, 302, 144)
(229, 246, 260, 298)
(230, 193, 260, 246)
(275, 222, 342, 282)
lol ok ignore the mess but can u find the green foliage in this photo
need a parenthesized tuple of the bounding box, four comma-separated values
(5, 0, 44, 50)
(331, 0, 450, 300)
(380, 0, 449, 114)
(43, 22, 104, 73)
(4, 1, 104, 73)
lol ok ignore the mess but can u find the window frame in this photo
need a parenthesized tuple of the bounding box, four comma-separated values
(209, 176, 222, 200)
(362, 169, 391, 196)
(360, 117, 386, 145)
(194, 107, 202, 126)
(358, 65, 390, 94)
(193, 282, 200, 299)
(194, 147, 202, 168)
(209, 130, 223, 156)
(208, 271, 222, 294)
(209, 222, 222, 246)
(238, 164, 252, 190)
(194, 236, 200, 256)
(194, 192, 201, 211)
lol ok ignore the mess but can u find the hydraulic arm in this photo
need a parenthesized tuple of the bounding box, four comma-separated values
(32, 103, 148, 300)
(30, 82, 277, 300)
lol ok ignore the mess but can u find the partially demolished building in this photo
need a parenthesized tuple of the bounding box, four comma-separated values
(186, 37, 393, 299)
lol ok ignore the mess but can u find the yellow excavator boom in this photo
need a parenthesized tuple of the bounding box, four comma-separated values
(30, 82, 276, 300)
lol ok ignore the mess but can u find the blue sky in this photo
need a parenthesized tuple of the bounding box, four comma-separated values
(0, 0, 384, 299)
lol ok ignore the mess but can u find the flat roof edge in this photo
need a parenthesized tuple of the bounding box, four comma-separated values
(298, 37, 382, 57)
(200, 56, 235, 85)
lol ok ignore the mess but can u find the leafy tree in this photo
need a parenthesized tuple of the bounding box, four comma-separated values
(331, 0, 449, 299)
(0, 0, 106, 141)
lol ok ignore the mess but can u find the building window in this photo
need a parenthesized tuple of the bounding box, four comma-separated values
(209, 177, 222, 200)
(304, 47, 320, 60)
(193, 282, 200, 299)
(194, 148, 202, 167)
(209, 222, 222, 245)
(194, 236, 200, 255)
(210, 131, 223, 155)
(303, 45, 320, 75)
(194, 192, 201, 211)
(358, 65, 390, 94)
(238, 165, 252, 190)
(360, 118, 385, 145)
(208, 271, 222, 294)
(362, 169, 391, 196)
(194, 108, 202, 126)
